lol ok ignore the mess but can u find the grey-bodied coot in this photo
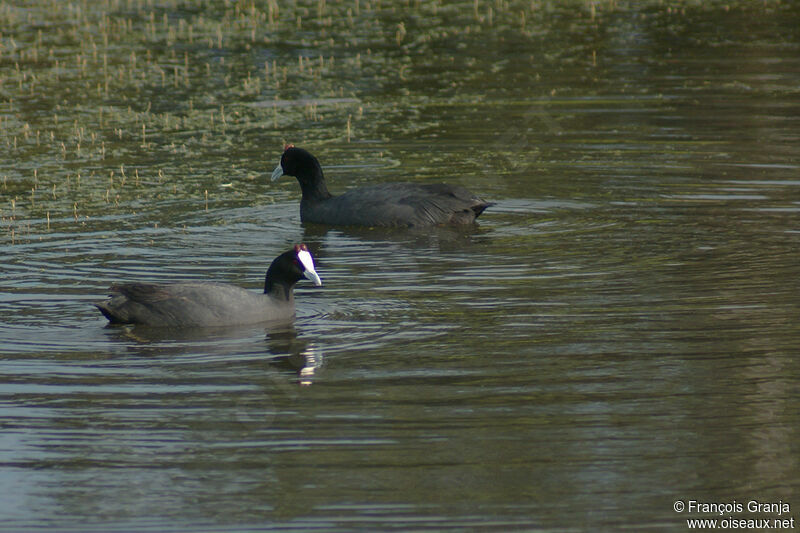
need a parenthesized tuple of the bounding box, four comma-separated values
(95, 244, 322, 327)
(271, 146, 492, 227)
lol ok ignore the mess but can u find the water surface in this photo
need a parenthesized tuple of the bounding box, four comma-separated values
(1, 1, 799, 530)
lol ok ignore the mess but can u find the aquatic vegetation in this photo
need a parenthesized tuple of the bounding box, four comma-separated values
(0, 0, 793, 242)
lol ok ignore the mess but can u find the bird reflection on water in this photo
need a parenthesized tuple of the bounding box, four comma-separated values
(101, 321, 324, 386)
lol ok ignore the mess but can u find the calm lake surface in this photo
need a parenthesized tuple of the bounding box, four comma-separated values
(2, 1, 799, 530)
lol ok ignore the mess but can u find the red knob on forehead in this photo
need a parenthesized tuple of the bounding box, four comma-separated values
(284, 143, 295, 151)
(294, 243, 307, 252)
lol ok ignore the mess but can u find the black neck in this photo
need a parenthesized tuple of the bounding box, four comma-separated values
(297, 159, 333, 202)
(264, 279, 295, 302)
(264, 258, 298, 301)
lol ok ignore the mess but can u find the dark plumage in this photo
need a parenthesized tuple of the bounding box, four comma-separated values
(271, 146, 492, 227)
(95, 245, 322, 327)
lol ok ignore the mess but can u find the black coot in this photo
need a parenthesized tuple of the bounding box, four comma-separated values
(95, 244, 322, 327)
(271, 146, 492, 227)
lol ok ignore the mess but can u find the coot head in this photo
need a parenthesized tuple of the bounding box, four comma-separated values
(266, 243, 322, 292)
(271, 145, 332, 202)
(271, 145, 323, 182)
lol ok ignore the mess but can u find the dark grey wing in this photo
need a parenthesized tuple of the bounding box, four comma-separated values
(96, 282, 250, 326)
(395, 183, 491, 226)
(304, 182, 490, 227)
(95, 282, 190, 325)
(303, 184, 417, 226)
(110, 282, 176, 303)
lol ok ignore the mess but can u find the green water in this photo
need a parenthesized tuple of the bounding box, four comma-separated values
(2, 1, 800, 530)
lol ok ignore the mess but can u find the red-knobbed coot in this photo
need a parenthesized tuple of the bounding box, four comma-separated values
(271, 146, 492, 227)
(95, 244, 322, 327)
